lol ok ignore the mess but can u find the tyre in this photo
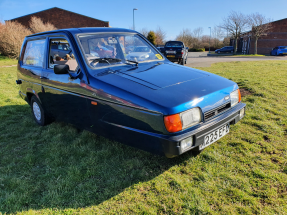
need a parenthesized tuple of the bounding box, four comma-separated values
(30, 96, 52, 126)
(185, 58, 187, 64)
(180, 58, 184, 65)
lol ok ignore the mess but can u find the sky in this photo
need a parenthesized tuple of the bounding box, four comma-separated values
(1, 0, 287, 40)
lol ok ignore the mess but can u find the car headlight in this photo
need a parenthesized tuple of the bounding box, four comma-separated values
(164, 108, 202, 133)
(230, 89, 241, 107)
(180, 108, 201, 129)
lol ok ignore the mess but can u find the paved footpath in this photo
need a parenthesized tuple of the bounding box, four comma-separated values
(186, 52, 287, 67)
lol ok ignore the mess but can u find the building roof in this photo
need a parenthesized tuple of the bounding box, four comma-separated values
(6, 7, 109, 23)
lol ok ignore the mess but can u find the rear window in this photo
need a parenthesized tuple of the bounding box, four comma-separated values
(165, 42, 183, 48)
(23, 39, 46, 67)
(280, 46, 287, 49)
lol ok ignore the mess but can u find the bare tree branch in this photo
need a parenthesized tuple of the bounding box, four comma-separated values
(219, 11, 248, 52)
(248, 13, 272, 54)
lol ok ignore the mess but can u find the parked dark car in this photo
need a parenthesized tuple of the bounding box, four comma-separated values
(16, 28, 245, 158)
(162, 41, 188, 65)
(50, 41, 72, 58)
(215, 46, 234, 54)
(270, 46, 287, 56)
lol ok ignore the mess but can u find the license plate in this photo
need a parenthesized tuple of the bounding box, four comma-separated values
(167, 55, 175, 58)
(166, 51, 176, 54)
(199, 124, 230, 150)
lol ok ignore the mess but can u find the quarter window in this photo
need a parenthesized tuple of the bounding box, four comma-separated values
(23, 40, 45, 67)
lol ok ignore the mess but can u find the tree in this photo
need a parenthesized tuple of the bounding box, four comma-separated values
(139, 28, 149, 38)
(175, 28, 193, 48)
(212, 26, 224, 48)
(154, 26, 166, 45)
(191, 27, 203, 49)
(29, 16, 56, 34)
(219, 11, 248, 52)
(147, 31, 156, 45)
(223, 37, 231, 46)
(248, 13, 272, 55)
(0, 21, 32, 58)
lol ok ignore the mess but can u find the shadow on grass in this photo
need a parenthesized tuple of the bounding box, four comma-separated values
(0, 104, 198, 213)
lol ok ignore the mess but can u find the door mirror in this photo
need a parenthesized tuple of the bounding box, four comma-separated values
(186, 47, 189, 50)
(54, 64, 70, 75)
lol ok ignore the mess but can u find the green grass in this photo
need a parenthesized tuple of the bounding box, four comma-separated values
(230, 54, 267, 57)
(0, 61, 287, 214)
(0, 55, 18, 67)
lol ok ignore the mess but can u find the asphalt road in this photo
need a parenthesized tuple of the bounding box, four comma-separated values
(185, 52, 287, 67)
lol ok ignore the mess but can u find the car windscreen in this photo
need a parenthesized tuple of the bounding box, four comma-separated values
(77, 33, 163, 69)
(165, 42, 183, 48)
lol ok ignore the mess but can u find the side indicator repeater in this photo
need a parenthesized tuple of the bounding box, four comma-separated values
(91, 101, 98, 106)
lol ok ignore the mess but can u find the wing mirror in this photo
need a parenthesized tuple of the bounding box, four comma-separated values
(186, 47, 189, 50)
(54, 64, 77, 79)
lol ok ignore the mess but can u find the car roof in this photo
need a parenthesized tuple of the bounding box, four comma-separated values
(26, 27, 138, 38)
(166, 41, 183, 43)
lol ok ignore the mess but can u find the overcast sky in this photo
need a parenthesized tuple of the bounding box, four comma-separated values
(1, 0, 286, 40)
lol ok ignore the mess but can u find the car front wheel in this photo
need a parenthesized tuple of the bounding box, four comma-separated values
(30, 96, 52, 126)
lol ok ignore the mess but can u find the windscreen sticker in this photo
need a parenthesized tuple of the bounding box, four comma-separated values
(155, 54, 163, 59)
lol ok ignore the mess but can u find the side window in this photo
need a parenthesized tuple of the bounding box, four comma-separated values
(23, 39, 45, 67)
(49, 39, 79, 72)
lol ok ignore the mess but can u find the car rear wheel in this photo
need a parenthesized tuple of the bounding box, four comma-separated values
(180, 58, 184, 65)
(30, 96, 52, 126)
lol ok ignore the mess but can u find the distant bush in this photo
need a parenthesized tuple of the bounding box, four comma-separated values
(189, 48, 205, 52)
(0, 21, 32, 58)
(29, 16, 56, 34)
(0, 17, 56, 59)
(147, 31, 156, 45)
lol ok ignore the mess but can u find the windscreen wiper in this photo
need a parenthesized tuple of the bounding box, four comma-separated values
(90, 58, 121, 65)
(90, 58, 138, 67)
(125, 60, 138, 67)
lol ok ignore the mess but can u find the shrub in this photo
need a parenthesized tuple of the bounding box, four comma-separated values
(0, 21, 32, 58)
(29, 16, 56, 34)
(0, 17, 57, 59)
(147, 31, 156, 45)
(189, 48, 205, 52)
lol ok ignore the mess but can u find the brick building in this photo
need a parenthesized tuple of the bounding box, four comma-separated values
(232, 18, 287, 55)
(6, 7, 109, 29)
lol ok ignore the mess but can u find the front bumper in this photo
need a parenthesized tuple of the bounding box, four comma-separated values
(162, 102, 246, 157)
(102, 102, 246, 158)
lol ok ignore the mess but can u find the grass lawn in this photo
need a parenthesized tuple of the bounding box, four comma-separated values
(0, 61, 286, 214)
(0, 55, 18, 67)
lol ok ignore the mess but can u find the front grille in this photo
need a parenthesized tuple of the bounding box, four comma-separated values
(204, 102, 231, 121)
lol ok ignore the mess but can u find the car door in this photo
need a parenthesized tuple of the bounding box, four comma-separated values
(39, 35, 91, 129)
(19, 38, 46, 101)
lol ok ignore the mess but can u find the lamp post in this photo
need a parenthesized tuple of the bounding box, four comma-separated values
(209, 27, 211, 53)
(133, 8, 138, 30)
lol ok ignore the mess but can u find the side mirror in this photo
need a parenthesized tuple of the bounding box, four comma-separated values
(54, 64, 70, 75)
(186, 47, 189, 50)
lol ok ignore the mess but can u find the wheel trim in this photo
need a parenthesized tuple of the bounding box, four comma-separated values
(33, 102, 41, 121)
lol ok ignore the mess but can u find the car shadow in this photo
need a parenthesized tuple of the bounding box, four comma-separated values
(0, 104, 199, 213)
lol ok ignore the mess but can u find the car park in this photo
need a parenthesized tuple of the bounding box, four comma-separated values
(16, 27, 246, 158)
(270, 46, 287, 56)
(126, 46, 155, 62)
(215, 46, 234, 54)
